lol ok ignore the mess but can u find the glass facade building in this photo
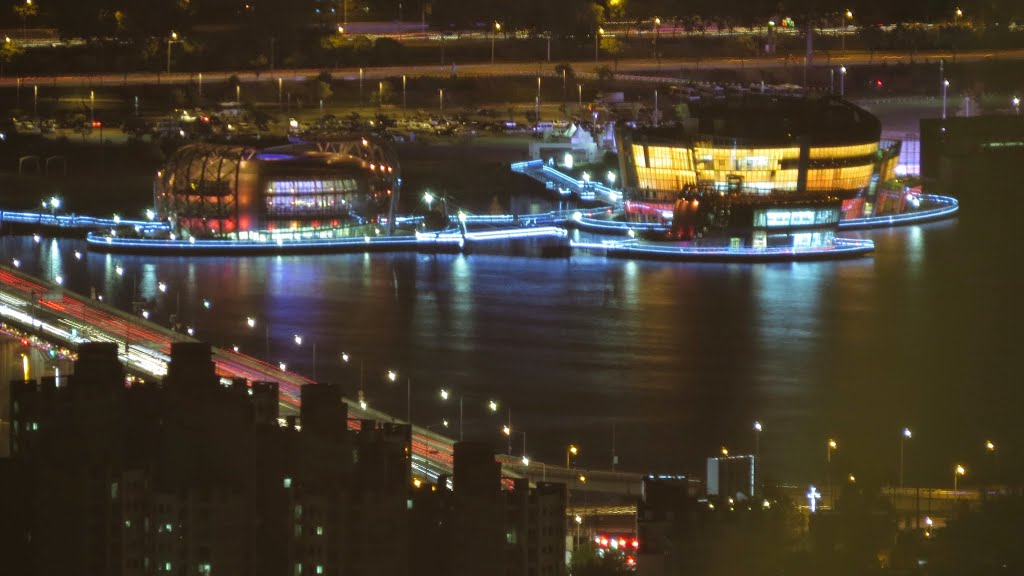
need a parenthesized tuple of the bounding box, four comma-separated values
(618, 95, 900, 248)
(156, 140, 400, 240)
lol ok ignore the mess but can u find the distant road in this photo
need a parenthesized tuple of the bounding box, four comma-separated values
(2, 48, 1022, 90)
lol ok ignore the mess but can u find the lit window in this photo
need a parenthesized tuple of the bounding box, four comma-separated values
(316, 566, 323, 575)
(316, 526, 324, 536)
(283, 477, 292, 489)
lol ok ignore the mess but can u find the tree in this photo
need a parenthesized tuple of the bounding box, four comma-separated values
(0, 38, 25, 76)
(307, 78, 332, 103)
(13, 0, 38, 40)
(554, 62, 575, 79)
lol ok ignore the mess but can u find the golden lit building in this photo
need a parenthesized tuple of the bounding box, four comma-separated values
(617, 95, 900, 248)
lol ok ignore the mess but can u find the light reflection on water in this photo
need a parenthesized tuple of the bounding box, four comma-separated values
(1, 212, 1014, 485)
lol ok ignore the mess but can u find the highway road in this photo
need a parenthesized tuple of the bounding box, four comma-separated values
(3, 48, 1022, 90)
(0, 264, 458, 483)
(0, 263, 650, 495)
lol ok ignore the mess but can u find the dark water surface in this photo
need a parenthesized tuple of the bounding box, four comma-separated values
(4, 191, 1018, 490)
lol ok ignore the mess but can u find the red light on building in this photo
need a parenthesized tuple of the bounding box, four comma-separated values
(632, 539, 639, 548)
(627, 556, 636, 566)
(600, 537, 609, 547)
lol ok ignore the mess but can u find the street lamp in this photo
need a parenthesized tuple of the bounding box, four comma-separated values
(1013, 96, 1020, 115)
(491, 22, 501, 65)
(985, 440, 997, 486)
(567, 444, 578, 469)
(595, 27, 603, 62)
(841, 9, 853, 54)
(954, 464, 966, 499)
(167, 31, 180, 74)
(839, 66, 846, 97)
(753, 421, 762, 495)
(900, 427, 912, 488)
(954, 7, 963, 26)
(943, 79, 950, 119)
(439, 389, 498, 441)
(653, 17, 661, 65)
(827, 439, 838, 463)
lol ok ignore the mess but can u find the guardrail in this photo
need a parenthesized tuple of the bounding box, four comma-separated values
(0, 210, 168, 234)
(838, 194, 959, 230)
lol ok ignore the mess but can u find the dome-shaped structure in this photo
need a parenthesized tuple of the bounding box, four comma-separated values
(156, 137, 400, 240)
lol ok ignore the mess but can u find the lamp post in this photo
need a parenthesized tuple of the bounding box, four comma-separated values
(954, 464, 966, 502)
(578, 83, 582, 108)
(942, 79, 949, 119)
(900, 427, 912, 489)
(440, 388, 498, 441)
(293, 334, 318, 381)
(567, 444, 578, 469)
(167, 31, 179, 74)
(1013, 96, 1020, 116)
(536, 76, 541, 122)
(827, 438, 838, 509)
(491, 22, 501, 65)
(841, 9, 852, 54)
(839, 66, 846, 97)
(753, 421, 762, 495)
(954, 7, 963, 26)
(653, 17, 661, 66)
(402, 74, 407, 108)
(985, 440, 997, 487)
(438, 88, 443, 115)
(595, 27, 603, 62)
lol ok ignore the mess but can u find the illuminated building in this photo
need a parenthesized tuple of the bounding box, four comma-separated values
(617, 95, 900, 248)
(155, 138, 400, 240)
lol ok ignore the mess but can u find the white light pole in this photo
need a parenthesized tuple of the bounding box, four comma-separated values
(954, 464, 966, 502)
(491, 22, 501, 65)
(166, 31, 179, 74)
(653, 17, 661, 66)
(1013, 96, 1020, 115)
(900, 427, 912, 488)
(839, 66, 846, 97)
(943, 79, 950, 119)
(595, 27, 603, 62)
(841, 9, 853, 54)
(440, 389, 498, 441)
(753, 421, 762, 495)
